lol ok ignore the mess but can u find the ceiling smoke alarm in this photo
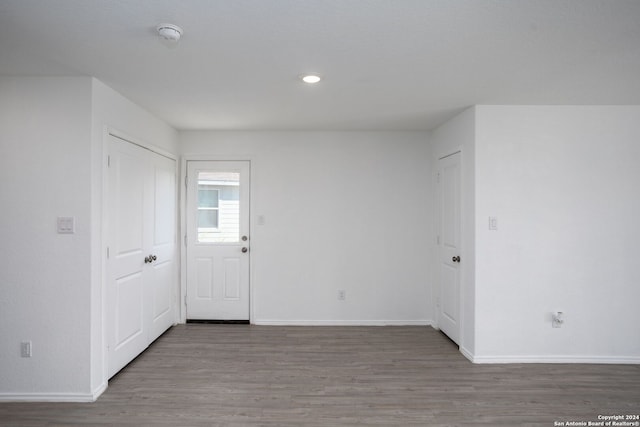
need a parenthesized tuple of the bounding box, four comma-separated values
(156, 24, 183, 42)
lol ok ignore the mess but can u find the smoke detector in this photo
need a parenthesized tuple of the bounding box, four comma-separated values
(156, 24, 183, 42)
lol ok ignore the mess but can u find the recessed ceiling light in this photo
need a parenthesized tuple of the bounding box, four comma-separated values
(300, 74, 322, 84)
(157, 23, 183, 42)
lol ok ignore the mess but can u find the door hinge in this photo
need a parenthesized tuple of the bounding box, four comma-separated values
(436, 235, 440, 245)
(107, 155, 111, 167)
(185, 175, 188, 188)
(184, 295, 187, 305)
(436, 172, 440, 183)
(106, 247, 110, 259)
(184, 234, 187, 246)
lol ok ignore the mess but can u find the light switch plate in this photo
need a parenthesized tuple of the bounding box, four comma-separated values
(489, 216, 498, 230)
(57, 217, 75, 234)
(21, 341, 32, 358)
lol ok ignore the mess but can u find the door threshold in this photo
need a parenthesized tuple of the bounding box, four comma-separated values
(186, 319, 250, 325)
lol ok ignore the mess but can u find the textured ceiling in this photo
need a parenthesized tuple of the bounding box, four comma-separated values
(1, 0, 639, 131)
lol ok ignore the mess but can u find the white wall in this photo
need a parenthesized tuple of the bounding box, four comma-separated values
(474, 106, 640, 362)
(4, 83, 634, 403)
(430, 108, 476, 357)
(0, 77, 177, 401)
(181, 131, 433, 324)
(0, 77, 93, 399)
(91, 79, 178, 155)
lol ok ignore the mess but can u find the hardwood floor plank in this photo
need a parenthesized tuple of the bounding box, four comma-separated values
(1, 325, 638, 426)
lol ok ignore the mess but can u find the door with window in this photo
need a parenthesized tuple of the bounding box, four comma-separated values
(186, 161, 250, 320)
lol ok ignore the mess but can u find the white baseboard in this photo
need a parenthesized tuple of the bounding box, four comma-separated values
(469, 355, 640, 364)
(459, 345, 475, 362)
(253, 319, 432, 326)
(91, 381, 108, 400)
(0, 392, 97, 403)
(0, 382, 107, 403)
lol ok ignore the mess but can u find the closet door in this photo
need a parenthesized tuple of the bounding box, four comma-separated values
(147, 153, 176, 342)
(106, 135, 176, 378)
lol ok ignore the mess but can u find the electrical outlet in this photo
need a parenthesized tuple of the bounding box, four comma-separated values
(21, 341, 32, 358)
(337, 290, 346, 301)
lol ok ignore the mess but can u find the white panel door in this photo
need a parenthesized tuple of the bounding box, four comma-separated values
(107, 135, 176, 377)
(186, 161, 250, 320)
(148, 153, 176, 341)
(438, 152, 461, 344)
(107, 137, 150, 377)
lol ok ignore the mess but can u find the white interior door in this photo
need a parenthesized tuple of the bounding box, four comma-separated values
(186, 161, 250, 320)
(148, 153, 176, 341)
(438, 151, 461, 344)
(107, 135, 176, 377)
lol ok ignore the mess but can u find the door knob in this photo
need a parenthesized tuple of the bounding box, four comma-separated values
(241, 247, 248, 253)
(242, 235, 248, 241)
(452, 256, 461, 263)
(144, 255, 151, 264)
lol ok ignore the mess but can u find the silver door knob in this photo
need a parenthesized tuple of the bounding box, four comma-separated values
(241, 247, 248, 253)
(452, 256, 460, 263)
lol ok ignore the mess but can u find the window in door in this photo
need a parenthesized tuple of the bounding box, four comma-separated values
(197, 171, 240, 243)
(198, 185, 219, 231)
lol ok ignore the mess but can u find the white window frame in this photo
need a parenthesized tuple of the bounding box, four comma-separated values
(197, 185, 220, 231)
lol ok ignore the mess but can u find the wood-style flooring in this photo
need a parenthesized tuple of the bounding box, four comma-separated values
(1, 325, 638, 426)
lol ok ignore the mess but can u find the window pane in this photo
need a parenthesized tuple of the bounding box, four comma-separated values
(197, 171, 240, 243)
(198, 187, 219, 208)
(198, 210, 218, 228)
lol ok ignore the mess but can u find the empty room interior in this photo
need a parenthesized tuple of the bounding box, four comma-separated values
(1, 0, 639, 425)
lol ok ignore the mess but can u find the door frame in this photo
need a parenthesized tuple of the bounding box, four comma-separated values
(101, 127, 179, 383)
(179, 155, 254, 323)
(434, 147, 464, 347)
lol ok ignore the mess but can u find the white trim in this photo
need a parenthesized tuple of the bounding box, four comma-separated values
(0, 383, 106, 402)
(179, 157, 188, 323)
(107, 127, 177, 161)
(0, 394, 95, 403)
(459, 345, 475, 362)
(253, 320, 432, 326)
(181, 154, 255, 161)
(92, 381, 108, 400)
(468, 355, 640, 364)
(100, 125, 110, 391)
